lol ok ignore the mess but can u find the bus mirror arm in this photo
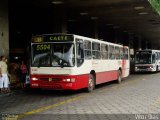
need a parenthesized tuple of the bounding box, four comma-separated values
(38, 63, 41, 68)
(59, 59, 64, 68)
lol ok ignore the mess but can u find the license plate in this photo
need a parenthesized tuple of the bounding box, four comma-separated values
(53, 85, 61, 89)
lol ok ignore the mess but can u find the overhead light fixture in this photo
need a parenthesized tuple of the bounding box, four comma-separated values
(138, 12, 148, 15)
(148, 19, 156, 22)
(123, 31, 128, 33)
(80, 12, 88, 16)
(113, 26, 120, 29)
(52, 1, 63, 5)
(106, 24, 113, 26)
(91, 17, 98, 20)
(67, 19, 76, 22)
(134, 6, 145, 10)
(152, 22, 160, 25)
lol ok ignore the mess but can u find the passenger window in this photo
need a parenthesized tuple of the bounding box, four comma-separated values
(120, 48, 123, 59)
(92, 42, 101, 59)
(115, 46, 120, 59)
(156, 52, 158, 60)
(76, 39, 84, 67)
(152, 54, 156, 63)
(101, 44, 108, 59)
(109, 45, 115, 59)
(124, 48, 129, 60)
(84, 40, 92, 59)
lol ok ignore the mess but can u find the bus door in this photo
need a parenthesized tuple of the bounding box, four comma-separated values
(152, 52, 157, 71)
(122, 47, 129, 77)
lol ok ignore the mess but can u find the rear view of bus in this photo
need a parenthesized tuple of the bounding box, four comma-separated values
(135, 50, 160, 72)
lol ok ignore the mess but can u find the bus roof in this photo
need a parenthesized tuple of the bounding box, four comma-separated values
(136, 49, 160, 53)
(32, 33, 128, 48)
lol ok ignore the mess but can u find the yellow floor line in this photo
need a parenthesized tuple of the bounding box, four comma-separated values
(16, 95, 86, 119)
(15, 74, 156, 119)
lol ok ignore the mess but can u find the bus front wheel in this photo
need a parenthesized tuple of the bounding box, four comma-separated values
(117, 70, 122, 84)
(156, 66, 159, 72)
(86, 74, 95, 92)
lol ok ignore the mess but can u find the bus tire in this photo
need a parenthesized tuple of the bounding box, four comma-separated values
(117, 70, 122, 84)
(156, 66, 158, 72)
(86, 74, 95, 92)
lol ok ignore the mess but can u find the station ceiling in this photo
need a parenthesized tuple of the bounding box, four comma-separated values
(10, 0, 160, 47)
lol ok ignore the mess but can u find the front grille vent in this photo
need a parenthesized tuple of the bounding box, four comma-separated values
(40, 78, 61, 81)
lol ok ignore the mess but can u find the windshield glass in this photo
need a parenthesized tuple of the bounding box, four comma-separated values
(135, 53, 152, 64)
(32, 43, 75, 67)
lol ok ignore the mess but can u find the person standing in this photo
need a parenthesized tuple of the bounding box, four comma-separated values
(0, 56, 10, 93)
(20, 61, 27, 88)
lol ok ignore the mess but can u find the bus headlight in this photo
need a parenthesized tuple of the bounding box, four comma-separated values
(148, 65, 153, 69)
(63, 78, 75, 82)
(32, 77, 39, 81)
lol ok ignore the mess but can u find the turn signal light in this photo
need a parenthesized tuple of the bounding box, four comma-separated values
(63, 78, 76, 82)
(32, 77, 39, 81)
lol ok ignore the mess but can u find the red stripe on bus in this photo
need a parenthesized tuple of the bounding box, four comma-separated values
(30, 70, 119, 90)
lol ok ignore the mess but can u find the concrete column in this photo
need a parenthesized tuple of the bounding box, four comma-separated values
(93, 20, 98, 39)
(147, 41, 152, 49)
(53, 6, 67, 33)
(141, 39, 149, 50)
(122, 31, 129, 46)
(113, 26, 120, 43)
(0, 0, 9, 57)
(145, 40, 148, 49)
(128, 33, 134, 48)
(138, 36, 142, 50)
(61, 20, 67, 33)
(152, 42, 159, 49)
(128, 33, 134, 57)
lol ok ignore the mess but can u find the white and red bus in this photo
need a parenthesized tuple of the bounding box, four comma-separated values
(30, 34, 129, 92)
(135, 49, 160, 72)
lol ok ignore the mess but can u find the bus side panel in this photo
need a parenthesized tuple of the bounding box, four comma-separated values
(123, 68, 130, 77)
(122, 59, 126, 78)
(60, 74, 89, 90)
(122, 60, 130, 78)
(96, 70, 118, 85)
(74, 74, 89, 90)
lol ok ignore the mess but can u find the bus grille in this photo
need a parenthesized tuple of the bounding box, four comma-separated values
(138, 66, 148, 69)
(40, 78, 62, 81)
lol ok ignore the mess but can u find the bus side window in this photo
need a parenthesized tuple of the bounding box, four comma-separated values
(126, 48, 129, 59)
(124, 48, 129, 60)
(156, 52, 158, 60)
(76, 39, 84, 67)
(120, 47, 123, 59)
(109, 45, 115, 59)
(101, 44, 108, 59)
(115, 46, 120, 59)
(152, 54, 156, 63)
(92, 42, 101, 59)
(84, 40, 92, 59)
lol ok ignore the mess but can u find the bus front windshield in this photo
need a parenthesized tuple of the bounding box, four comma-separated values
(135, 53, 153, 64)
(32, 43, 75, 67)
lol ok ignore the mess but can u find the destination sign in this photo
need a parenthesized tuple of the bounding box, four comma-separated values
(32, 34, 74, 43)
(45, 35, 74, 42)
(32, 36, 44, 43)
(49, 36, 67, 41)
(136, 51, 152, 54)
